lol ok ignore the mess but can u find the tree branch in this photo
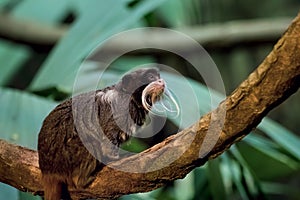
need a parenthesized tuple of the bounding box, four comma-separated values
(0, 13, 67, 45)
(0, 13, 300, 200)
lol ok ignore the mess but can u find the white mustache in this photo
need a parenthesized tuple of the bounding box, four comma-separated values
(142, 81, 180, 118)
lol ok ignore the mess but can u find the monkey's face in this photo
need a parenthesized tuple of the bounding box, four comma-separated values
(116, 68, 179, 116)
(116, 68, 162, 103)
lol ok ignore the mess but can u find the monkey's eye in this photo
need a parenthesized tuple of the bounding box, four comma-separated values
(147, 74, 156, 81)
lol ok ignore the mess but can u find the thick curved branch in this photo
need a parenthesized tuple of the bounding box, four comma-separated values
(0, 13, 300, 200)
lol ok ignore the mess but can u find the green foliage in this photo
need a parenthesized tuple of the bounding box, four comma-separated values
(0, 88, 56, 148)
(0, 0, 299, 200)
(11, 0, 70, 23)
(29, 0, 165, 92)
(0, 40, 30, 85)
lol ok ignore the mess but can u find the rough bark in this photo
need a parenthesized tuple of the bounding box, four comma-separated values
(0, 12, 300, 200)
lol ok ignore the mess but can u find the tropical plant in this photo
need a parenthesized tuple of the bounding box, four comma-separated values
(0, 0, 299, 199)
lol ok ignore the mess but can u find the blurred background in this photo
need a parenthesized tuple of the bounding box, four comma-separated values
(0, 0, 299, 199)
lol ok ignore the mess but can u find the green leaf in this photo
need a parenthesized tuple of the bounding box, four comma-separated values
(244, 134, 299, 170)
(239, 135, 299, 180)
(222, 154, 250, 200)
(120, 193, 156, 200)
(111, 56, 156, 73)
(229, 146, 260, 197)
(12, 0, 70, 24)
(0, 87, 57, 149)
(261, 182, 299, 196)
(157, 0, 198, 27)
(19, 191, 42, 200)
(207, 158, 228, 200)
(0, 183, 18, 200)
(29, 0, 166, 92)
(0, 40, 31, 86)
(160, 72, 221, 128)
(258, 118, 300, 160)
(121, 137, 148, 153)
(174, 172, 195, 200)
(72, 56, 155, 94)
(120, 188, 160, 200)
(193, 167, 209, 199)
(0, 0, 10, 8)
(218, 154, 233, 195)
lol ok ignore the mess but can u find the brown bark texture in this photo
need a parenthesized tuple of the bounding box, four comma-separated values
(0, 12, 300, 200)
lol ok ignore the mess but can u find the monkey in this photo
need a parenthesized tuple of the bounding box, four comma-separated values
(38, 68, 174, 200)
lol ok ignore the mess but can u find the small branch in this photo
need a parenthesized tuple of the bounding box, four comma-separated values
(180, 17, 291, 47)
(0, 12, 291, 49)
(106, 17, 291, 52)
(0, 13, 67, 45)
(0, 13, 300, 200)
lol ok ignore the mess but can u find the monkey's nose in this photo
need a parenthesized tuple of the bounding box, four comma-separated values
(157, 79, 165, 86)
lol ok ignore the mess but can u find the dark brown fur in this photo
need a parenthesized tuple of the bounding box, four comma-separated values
(38, 68, 162, 200)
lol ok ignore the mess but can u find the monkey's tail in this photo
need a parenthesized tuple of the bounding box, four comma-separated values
(42, 174, 71, 200)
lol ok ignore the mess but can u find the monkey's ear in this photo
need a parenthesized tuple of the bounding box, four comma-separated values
(115, 73, 136, 93)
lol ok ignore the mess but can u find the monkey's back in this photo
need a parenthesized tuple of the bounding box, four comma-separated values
(38, 92, 103, 190)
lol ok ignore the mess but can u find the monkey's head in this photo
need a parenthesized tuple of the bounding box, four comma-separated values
(116, 68, 163, 106)
(115, 68, 179, 116)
